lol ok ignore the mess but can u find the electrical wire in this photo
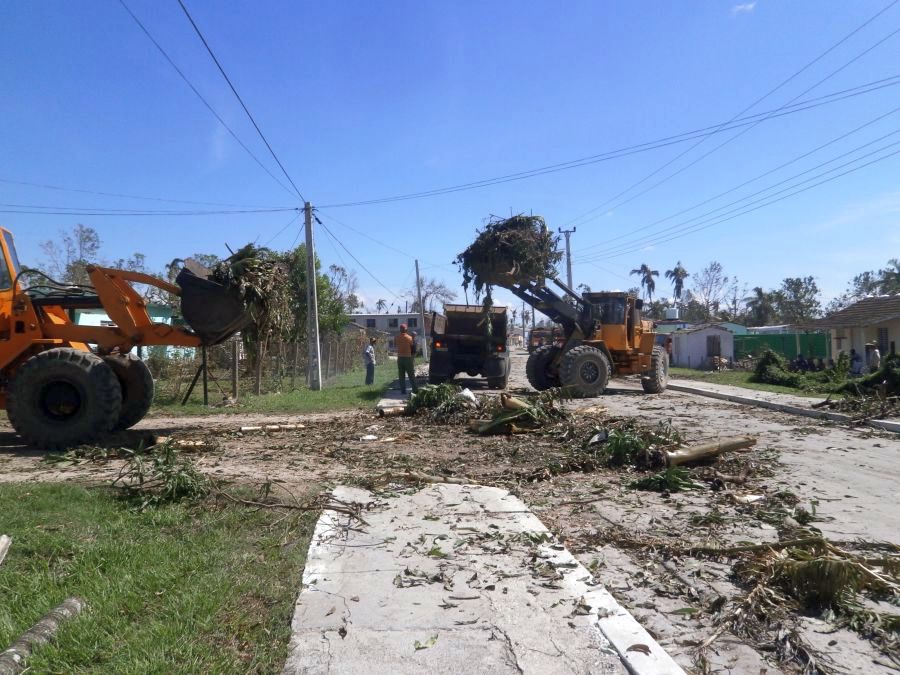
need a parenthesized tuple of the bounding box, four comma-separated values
(0, 177, 290, 209)
(314, 74, 900, 209)
(263, 211, 302, 246)
(176, 0, 306, 203)
(577, 132, 900, 260)
(574, 102, 900, 257)
(317, 221, 404, 302)
(579, 143, 900, 261)
(562, 2, 900, 228)
(117, 0, 298, 200)
(0, 206, 295, 216)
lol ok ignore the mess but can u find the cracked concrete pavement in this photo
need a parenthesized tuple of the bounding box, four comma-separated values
(283, 484, 684, 675)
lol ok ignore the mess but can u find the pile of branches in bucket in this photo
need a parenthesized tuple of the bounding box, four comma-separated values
(455, 214, 562, 300)
(210, 243, 291, 335)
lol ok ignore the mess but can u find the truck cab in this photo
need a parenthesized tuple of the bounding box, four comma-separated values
(428, 304, 511, 389)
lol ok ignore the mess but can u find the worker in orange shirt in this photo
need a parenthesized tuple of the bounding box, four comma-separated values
(395, 324, 418, 395)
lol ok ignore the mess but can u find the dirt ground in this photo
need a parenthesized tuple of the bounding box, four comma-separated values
(1, 351, 897, 674)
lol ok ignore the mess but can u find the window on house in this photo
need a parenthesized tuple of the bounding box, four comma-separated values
(877, 327, 889, 354)
(365, 318, 376, 328)
(407, 317, 418, 328)
(388, 318, 399, 328)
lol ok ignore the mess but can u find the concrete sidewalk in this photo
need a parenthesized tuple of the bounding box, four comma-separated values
(668, 378, 900, 434)
(283, 484, 684, 675)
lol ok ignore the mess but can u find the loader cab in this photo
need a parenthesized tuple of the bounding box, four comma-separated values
(585, 292, 644, 351)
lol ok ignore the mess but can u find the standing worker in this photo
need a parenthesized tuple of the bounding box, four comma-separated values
(867, 342, 881, 373)
(396, 324, 418, 395)
(363, 337, 377, 385)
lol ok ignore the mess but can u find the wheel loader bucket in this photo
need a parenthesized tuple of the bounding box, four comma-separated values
(176, 264, 253, 345)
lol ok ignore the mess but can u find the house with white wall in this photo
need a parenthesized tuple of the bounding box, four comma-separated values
(670, 324, 734, 369)
(817, 295, 899, 359)
(349, 312, 432, 353)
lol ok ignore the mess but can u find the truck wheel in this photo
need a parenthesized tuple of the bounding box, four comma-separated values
(7, 348, 123, 450)
(526, 345, 561, 391)
(641, 346, 668, 394)
(559, 345, 610, 397)
(102, 353, 155, 430)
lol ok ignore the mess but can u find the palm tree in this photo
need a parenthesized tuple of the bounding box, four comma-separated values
(375, 298, 387, 313)
(744, 287, 776, 326)
(664, 262, 689, 303)
(630, 264, 660, 302)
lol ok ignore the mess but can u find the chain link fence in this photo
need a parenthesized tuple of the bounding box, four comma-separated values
(147, 328, 391, 406)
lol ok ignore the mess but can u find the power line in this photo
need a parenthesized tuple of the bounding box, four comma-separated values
(563, 4, 900, 229)
(317, 220, 404, 302)
(263, 211, 302, 246)
(566, 23, 900, 230)
(574, 102, 900, 257)
(0, 177, 288, 209)
(0, 205, 295, 216)
(176, 0, 306, 203)
(116, 0, 298, 200)
(578, 142, 900, 261)
(314, 74, 900, 209)
(317, 211, 418, 259)
(577, 131, 900, 260)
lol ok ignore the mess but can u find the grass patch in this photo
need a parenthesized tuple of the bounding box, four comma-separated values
(668, 367, 831, 398)
(151, 364, 396, 416)
(0, 483, 316, 673)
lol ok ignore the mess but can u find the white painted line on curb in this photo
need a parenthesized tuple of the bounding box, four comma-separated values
(667, 383, 900, 434)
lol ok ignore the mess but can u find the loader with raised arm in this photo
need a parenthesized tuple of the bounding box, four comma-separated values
(0, 226, 252, 449)
(507, 277, 668, 397)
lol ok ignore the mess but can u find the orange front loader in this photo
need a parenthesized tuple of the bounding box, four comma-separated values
(0, 227, 250, 449)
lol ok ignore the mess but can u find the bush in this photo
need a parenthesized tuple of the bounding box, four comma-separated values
(753, 350, 803, 388)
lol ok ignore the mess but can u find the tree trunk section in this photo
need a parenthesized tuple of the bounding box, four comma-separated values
(0, 597, 86, 674)
(665, 436, 756, 466)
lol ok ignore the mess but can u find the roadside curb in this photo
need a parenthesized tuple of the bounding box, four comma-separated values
(667, 382, 900, 434)
(284, 484, 686, 675)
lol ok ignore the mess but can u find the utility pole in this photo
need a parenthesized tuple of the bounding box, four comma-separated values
(521, 300, 526, 350)
(415, 259, 429, 361)
(304, 202, 322, 390)
(558, 227, 576, 289)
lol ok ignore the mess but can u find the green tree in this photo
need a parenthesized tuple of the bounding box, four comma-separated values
(629, 264, 659, 302)
(745, 286, 778, 326)
(775, 276, 821, 323)
(664, 261, 689, 303)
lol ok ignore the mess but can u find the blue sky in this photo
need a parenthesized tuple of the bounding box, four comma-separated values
(2, 0, 899, 314)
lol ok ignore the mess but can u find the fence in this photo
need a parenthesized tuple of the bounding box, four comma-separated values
(145, 329, 391, 405)
(733, 333, 828, 361)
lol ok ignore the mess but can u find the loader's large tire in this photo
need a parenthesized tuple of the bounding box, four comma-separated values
(102, 353, 154, 430)
(559, 345, 610, 398)
(526, 344, 561, 391)
(7, 348, 122, 450)
(641, 346, 669, 394)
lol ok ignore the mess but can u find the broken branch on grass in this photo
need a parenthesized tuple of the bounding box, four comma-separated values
(213, 488, 370, 526)
(0, 597, 86, 674)
(0, 536, 9, 568)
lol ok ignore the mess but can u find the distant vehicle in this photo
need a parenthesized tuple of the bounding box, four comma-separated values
(527, 327, 561, 353)
(428, 304, 510, 389)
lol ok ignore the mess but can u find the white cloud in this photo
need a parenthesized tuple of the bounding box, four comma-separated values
(731, 2, 756, 15)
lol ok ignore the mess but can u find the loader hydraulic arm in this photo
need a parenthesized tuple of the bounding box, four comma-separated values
(506, 277, 597, 340)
